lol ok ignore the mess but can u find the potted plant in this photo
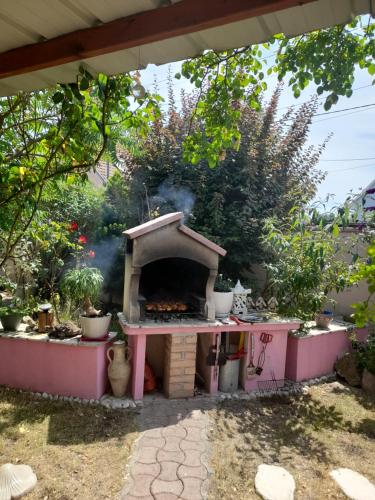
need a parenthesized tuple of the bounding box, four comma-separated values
(315, 309, 334, 328)
(213, 274, 234, 317)
(0, 301, 31, 331)
(61, 267, 111, 339)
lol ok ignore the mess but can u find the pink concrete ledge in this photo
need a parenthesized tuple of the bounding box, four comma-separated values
(0, 332, 114, 399)
(285, 322, 369, 382)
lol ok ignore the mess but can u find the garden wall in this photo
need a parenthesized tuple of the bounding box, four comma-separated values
(285, 323, 369, 382)
(0, 333, 112, 399)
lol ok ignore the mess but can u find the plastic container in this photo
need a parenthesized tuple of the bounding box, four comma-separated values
(219, 358, 240, 392)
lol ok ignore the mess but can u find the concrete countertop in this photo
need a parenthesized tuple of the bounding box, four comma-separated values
(0, 324, 116, 346)
(289, 319, 355, 339)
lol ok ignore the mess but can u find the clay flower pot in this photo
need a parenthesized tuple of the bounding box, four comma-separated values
(315, 311, 333, 329)
(0, 313, 23, 332)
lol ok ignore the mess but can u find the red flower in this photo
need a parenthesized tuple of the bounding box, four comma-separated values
(69, 221, 78, 232)
(88, 250, 95, 258)
(78, 235, 87, 244)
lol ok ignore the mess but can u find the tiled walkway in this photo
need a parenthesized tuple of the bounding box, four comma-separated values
(121, 398, 214, 500)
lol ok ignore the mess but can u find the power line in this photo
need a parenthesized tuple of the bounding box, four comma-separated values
(312, 106, 375, 123)
(314, 102, 375, 116)
(278, 84, 373, 111)
(320, 156, 375, 162)
(324, 162, 375, 173)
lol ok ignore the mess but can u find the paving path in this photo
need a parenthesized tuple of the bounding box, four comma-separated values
(121, 398, 214, 500)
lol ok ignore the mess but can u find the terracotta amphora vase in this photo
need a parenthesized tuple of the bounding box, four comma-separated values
(107, 341, 132, 398)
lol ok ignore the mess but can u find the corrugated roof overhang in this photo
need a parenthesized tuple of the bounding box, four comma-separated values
(0, 0, 372, 96)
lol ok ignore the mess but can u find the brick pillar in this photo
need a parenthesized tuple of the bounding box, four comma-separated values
(164, 333, 197, 399)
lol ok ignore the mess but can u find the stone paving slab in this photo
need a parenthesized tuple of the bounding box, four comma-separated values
(121, 399, 214, 500)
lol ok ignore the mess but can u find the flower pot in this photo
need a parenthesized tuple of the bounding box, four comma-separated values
(79, 313, 111, 339)
(0, 313, 23, 332)
(315, 311, 333, 329)
(107, 341, 132, 397)
(213, 291, 234, 317)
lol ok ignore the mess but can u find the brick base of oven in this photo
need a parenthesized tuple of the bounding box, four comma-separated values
(163, 333, 197, 398)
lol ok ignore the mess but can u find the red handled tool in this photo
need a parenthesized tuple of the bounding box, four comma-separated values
(255, 332, 273, 375)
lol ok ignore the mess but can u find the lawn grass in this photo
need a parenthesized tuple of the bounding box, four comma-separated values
(0, 387, 138, 499)
(209, 381, 375, 500)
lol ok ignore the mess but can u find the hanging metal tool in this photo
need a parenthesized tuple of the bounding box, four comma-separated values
(255, 332, 273, 375)
(246, 332, 257, 378)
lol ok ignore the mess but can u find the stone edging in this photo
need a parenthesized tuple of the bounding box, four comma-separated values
(1, 373, 336, 410)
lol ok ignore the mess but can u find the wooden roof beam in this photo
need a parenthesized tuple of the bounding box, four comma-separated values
(0, 0, 316, 80)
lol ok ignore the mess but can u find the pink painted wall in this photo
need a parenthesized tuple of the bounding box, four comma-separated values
(285, 327, 369, 382)
(0, 338, 110, 399)
(240, 329, 289, 391)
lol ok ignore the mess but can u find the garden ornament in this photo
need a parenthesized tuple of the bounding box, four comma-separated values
(255, 296, 267, 311)
(231, 280, 251, 316)
(267, 297, 278, 312)
(0, 463, 37, 499)
(246, 296, 256, 311)
(107, 341, 132, 398)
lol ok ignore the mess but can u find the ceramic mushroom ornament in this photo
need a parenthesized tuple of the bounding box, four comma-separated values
(0, 463, 37, 499)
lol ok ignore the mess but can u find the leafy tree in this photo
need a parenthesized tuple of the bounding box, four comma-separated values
(0, 71, 160, 267)
(120, 86, 325, 281)
(263, 207, 360, 322)
(40, 180, 104, 240)
(177, 16, 375, 165)
(351, 240, 375, 327)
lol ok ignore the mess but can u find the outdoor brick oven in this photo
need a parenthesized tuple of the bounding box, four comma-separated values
(119, 212, 300, 400)
(123, 212, 226, 323)
(122, 212, 226, 398)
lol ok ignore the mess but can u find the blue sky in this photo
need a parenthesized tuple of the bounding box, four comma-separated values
(140, 61, 374, 208)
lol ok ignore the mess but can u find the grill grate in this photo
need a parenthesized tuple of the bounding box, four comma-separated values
(144, 311, 205, 322)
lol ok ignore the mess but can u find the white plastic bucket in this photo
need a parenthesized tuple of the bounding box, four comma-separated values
(219, 358, 240, 392)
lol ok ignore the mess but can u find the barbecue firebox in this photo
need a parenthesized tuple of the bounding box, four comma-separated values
(123, 212, 226, 323)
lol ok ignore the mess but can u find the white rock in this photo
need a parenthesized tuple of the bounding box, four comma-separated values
(89, 399, 95, 405)
(42, 392, 48, 398)
(330, 468, 375, 500)
(255, 464, 295, 500)
(128, 400, 136, 408)
(120, 401, 129, 409)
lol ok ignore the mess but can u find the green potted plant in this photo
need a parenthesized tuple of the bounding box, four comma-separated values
(213, 274, 234, 317)
(61, 267, 111, 339)
(0, 300, 31, 331)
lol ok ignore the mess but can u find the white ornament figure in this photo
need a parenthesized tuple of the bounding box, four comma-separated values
(267, 297, 279, 312)
(231, 280, 251, 315)
(247, 296, 256, 311)
(256, 296, 267, 311)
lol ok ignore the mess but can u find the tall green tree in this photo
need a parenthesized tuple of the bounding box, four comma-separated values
(0, 71, 160, 267)
(177, 16, 375, 165)
(120, 86, 326, 281)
